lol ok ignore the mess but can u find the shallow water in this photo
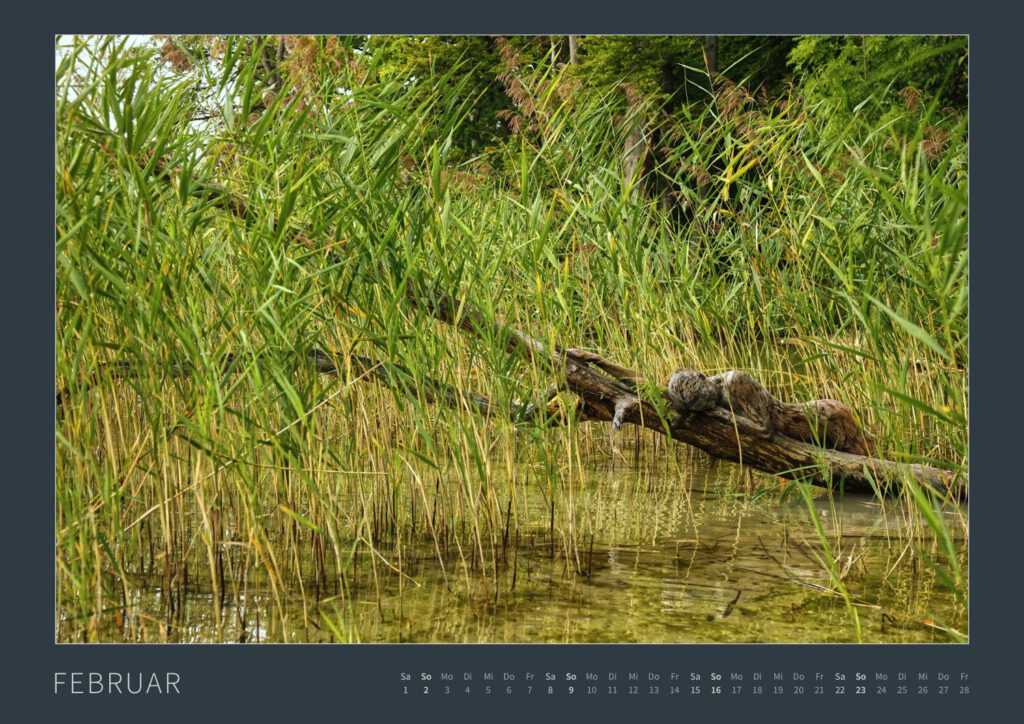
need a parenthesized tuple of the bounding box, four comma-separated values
(60, 455, 967, 644)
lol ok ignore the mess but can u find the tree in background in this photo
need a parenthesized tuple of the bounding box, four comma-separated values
(788, 35, 967, 140)
(570, 36, 795, 109)
(369, 36, 516, 155)
(145, 34, 967, 219)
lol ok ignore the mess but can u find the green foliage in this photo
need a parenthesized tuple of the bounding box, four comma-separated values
(368, 36, 516, 156)
(55, 35, 967, 643)
(573, 35, 796, 107)
(574, 36, 701, 102)
(788, 35, 967, 141)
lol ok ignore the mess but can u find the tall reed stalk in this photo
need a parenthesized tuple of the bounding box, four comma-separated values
(55, 36, 967, 642)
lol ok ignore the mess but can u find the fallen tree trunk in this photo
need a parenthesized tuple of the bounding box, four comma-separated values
(411, 289, 964, 500)
(57, 348, 561, 427)
(564, 358, 959, 498)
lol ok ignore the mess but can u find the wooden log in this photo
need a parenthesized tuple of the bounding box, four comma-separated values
(567, 351, 960, 498)
(58, 347, 566, 428)
(412, 291, 964, 500)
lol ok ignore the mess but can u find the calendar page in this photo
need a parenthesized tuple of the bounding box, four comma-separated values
(22, 4, 1015, 722)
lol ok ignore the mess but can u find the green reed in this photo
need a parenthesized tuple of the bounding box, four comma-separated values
(55, 36, 967, 642)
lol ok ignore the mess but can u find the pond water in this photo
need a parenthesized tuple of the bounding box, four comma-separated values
(61, 454, 967, 644)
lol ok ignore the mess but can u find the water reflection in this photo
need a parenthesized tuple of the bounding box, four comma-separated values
(60, 456, 967, 644)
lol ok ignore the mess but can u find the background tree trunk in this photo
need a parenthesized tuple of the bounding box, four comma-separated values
(705, 35, 718, 76)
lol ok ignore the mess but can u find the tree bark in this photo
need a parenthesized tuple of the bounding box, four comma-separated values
(566, 349, 959, 498)
(705, 36, 718, 76)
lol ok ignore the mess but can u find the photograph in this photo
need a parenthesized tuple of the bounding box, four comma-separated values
(55, 34, 968, 645)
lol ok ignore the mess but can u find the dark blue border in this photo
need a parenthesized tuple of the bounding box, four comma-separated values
(14, 3, 1019, 721)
